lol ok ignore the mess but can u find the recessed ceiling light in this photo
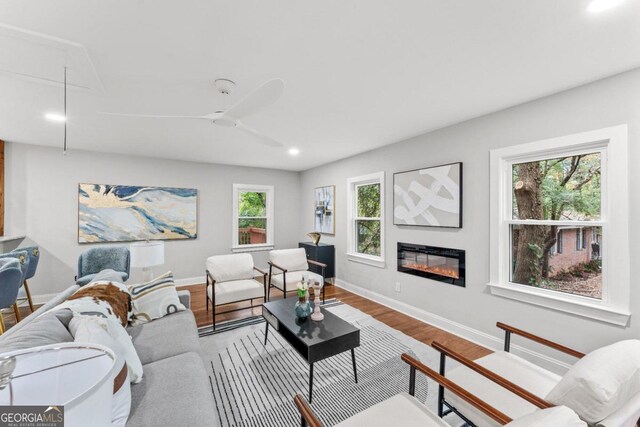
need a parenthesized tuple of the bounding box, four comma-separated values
(44, 113, 66, 122)
(288, 148, 300, 156)
(587, 0, 625, 13)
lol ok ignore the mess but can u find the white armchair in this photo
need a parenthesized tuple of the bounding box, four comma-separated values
(206, 253, 267, 330)
(294, 353, 586, 427)
(435, 323, 640, 427)
(267, 248, 327, 302)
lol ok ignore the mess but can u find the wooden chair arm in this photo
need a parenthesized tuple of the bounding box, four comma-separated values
(401, 354, 512, 425)
(307, 259, 327, 268)
(253, 266, 267, 275)
(294, 394, 324, 427)
(496, 322, 586, 359)
(268, 261, 287, 273)
(431, 342, 552, 410)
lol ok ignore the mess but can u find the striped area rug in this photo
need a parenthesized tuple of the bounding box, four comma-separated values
(199, 302, 464, 427)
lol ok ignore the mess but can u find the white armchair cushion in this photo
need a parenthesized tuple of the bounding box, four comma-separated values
(546, 340, 640, 424)
(270, 271, 323, 291)
(506, 406, 586, 427)
(207, 279, 264, 306)
(445, 351, 561, 427)
(335, 392, 449, 427)
(596, 391, 640, 427)
(269, 248, 308, 272)
(207, 253, 255, 283)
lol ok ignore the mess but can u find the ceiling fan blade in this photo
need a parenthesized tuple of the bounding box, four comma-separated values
(223, 78, 284, 120)
(236, 122, 283, 147)
(99, 112, 213, 120)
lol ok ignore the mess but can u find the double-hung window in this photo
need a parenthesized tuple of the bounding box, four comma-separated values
(489, 126, 629, 326)
(347, 172, 385, 268)
(232, 184, 274, 252)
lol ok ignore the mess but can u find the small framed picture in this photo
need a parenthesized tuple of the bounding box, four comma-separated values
(314, 185, 335, 235)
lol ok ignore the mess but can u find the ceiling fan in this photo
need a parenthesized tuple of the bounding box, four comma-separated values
(99, 78, 285, 147)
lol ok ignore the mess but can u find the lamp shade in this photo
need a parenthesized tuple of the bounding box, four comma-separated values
(130, 241, 165, 268)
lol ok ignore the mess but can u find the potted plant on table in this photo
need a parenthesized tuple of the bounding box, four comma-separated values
(295, 281, 312, 321)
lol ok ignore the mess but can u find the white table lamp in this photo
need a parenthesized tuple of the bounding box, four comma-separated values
(130, 241, 165, 282)
(0, 343, 118, 427)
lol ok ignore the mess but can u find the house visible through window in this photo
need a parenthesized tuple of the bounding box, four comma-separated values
(347, 172, 385, 268)
(232, 184, 274, 251)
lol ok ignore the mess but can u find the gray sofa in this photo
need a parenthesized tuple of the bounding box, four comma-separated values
(0, 284, 215, 427)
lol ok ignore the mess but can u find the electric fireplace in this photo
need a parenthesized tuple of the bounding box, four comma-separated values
(397, 242, 465, 287)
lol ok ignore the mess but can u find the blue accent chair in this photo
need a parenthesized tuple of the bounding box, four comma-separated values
(10, 246, 39, 312)
(0, 251, 30, 322)
(0, 258, 24, 335)
(76, 247, 130, 286)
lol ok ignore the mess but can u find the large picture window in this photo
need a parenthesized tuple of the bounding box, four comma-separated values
(489, 126, 629, 326)
(347, 172, 385, 268)
(232, 184, 274, 252)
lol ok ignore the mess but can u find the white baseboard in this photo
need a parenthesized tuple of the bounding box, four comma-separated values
(174, 276, 205, 287)
(334, 278, 572, 374)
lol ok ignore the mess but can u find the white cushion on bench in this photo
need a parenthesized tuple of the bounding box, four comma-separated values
(445, 351, 561, 427)
(505, 406, 586, 427)
(269, 248, 308, 272)
(270, 271, 323, 291)
(207, 279, 264, 306)
(207, 253, 255, 283)
(335, 392, 449, 427)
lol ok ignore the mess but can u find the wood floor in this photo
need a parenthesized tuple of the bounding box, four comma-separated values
(178, 282, 491, 360)
(2, 283, 490, 361)
(0, 304, 41, 331)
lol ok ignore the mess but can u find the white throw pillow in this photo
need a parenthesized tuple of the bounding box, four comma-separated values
(505, 406, 586, 426)
(112, 371, 131, 427)
(128, 271, 186, 325)
(546, 340, 640, 424)
(70, 315, 140, 427)
(70, 314, 143, 383)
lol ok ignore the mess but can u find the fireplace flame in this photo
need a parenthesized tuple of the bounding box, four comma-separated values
(403, 263, 459, 279)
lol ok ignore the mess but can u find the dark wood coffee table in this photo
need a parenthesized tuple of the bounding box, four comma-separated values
(262, 298, 360, 403)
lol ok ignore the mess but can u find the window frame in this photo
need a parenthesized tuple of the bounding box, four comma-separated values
(232, 183, 274, 253)
(346, 171, 385, 268)
(556, 230, 563, 254)
(489, 125, 630, 326)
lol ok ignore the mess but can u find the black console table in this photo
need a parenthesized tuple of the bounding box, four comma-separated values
(299, 242, 335, 279)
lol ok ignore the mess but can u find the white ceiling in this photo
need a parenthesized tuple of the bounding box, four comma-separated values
(0, 0, 639, 171)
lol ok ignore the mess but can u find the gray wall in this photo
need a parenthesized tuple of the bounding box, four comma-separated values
(4, 67, 639, 364)
(4, 143, 301, 297)
(300, 68, 640, 361)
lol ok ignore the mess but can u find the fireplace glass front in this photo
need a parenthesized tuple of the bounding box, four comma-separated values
(397, 243, 465, 286)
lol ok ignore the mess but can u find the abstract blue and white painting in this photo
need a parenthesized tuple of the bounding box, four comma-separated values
(78, 184, 197, 243)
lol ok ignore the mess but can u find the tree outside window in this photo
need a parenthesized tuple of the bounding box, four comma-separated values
(232, 184, 274, 251)
(238, 191, 267, 245)
(355, 183, 381, 256)
(510, 153, 602, 299)
(347, 171, 385, 267)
